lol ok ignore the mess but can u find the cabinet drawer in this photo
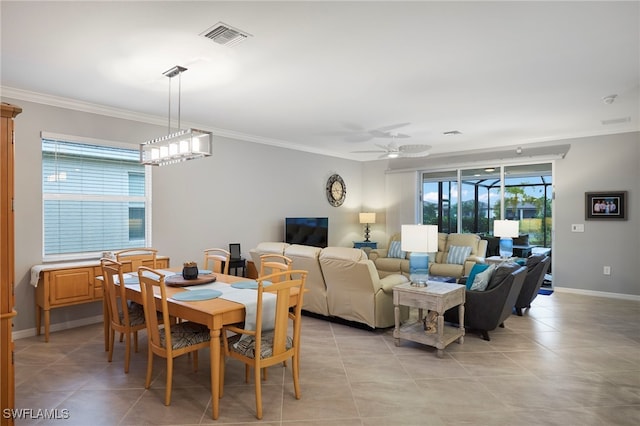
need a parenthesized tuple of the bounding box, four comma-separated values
(49, 268, 95, 305)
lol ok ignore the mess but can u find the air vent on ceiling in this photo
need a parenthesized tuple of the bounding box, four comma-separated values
(200, 22, 251, 47)
(601, 116, 631, 125)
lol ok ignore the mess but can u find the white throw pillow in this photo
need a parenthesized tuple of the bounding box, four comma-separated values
(470, 264, 496, 291)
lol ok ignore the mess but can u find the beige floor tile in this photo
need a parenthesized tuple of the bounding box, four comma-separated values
(11, 292, 640, 424)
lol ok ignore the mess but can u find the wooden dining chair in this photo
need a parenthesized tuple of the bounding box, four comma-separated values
(137, 267, 212, 406)
(259, 254, 293, 281)
(203, 248, 231, 274)
(100, 258, 147, 373)
(115, 247, 158, 272)
(221, 270, 307, 419)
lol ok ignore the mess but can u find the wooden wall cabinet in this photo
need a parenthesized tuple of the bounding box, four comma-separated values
(34, 257, 169, 342)
(1, 103, 21, 426)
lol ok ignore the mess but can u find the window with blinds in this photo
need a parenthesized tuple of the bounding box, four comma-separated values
(42, 136, 150, 260)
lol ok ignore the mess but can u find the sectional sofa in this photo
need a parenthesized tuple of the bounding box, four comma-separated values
(369, 233, 487, 280)
(249, 242, 409, 328)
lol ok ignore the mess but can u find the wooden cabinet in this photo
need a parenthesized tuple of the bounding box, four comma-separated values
(34, 257, 168, 342)
(1, 102, 21, 426)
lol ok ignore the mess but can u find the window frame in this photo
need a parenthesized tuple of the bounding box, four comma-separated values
(41, 131, 152, 262)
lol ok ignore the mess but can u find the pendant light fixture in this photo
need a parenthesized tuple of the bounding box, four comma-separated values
(140, 65, 212, 166)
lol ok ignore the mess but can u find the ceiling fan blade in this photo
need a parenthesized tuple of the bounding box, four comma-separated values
(345, 133, 374, 142)
(375, 122, 411, 133)
(369, 129, 395, 138)
(375, 143, 390, 151)
(399, 144, 432, 153)
(351, 150, 386, 154)
(394, 133, 411, 138)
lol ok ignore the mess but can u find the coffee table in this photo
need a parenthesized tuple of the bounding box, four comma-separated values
(393, 281, 465, 358)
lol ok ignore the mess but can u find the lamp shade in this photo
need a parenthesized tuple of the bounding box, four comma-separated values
(493, 220, 520, 238)
(401, 224, 438, 253)
(359, 212, 376, 224)
(140, 128, 212, 166)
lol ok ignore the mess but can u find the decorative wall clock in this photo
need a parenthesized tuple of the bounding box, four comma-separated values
(326, 174, 346, 207)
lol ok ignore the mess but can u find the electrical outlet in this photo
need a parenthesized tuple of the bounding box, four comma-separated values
(603, 266, 611, 275)
(571, 224, 584, 232)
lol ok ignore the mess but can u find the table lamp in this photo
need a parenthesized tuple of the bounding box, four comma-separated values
(401, 224, 438, 287)
(359, 212, 376, 242)
(493, 219, 520, 259)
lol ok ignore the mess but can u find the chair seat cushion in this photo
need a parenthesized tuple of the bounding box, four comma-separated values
(119, 301, 145, 326)
(228, 331, 293, 359)
(160, 321, 211, 349)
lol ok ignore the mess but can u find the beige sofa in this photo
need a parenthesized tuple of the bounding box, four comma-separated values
(431, 233, 487, 278)
(369, 233, 487, 280)
(250, 242, 408, 328)
(368, 233, 410, 278)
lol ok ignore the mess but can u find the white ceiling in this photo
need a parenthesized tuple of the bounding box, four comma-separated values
(1, 1, 638, 161)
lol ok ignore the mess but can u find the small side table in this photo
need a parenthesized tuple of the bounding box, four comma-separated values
(353, 241, 377, 249)
(393, 281, 465, 358)
(485, 256, 516, 265)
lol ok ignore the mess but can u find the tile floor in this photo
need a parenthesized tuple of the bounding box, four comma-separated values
(13, 291, 640, 425)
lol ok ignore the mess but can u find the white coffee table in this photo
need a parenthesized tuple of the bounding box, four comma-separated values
(393, 281, 465, 358)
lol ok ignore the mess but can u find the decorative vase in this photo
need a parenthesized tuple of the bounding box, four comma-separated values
(182, 264, 199, 280)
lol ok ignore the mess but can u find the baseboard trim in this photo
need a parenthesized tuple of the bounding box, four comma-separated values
(12, 315, 104, 340)
(554, 286, 640, 301)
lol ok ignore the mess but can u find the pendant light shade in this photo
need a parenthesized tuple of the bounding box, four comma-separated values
(140, 65, 212, 166)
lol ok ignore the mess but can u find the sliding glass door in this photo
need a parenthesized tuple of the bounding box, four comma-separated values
(421, 162, 552, 249)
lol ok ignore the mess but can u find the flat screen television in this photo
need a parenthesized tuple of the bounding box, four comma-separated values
(285, 217, 328, 248)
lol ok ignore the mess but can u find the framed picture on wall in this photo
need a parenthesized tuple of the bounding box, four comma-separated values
(585, 191, 627, 220)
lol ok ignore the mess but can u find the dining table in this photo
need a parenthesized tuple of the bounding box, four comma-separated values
(98, 267, 301, 420)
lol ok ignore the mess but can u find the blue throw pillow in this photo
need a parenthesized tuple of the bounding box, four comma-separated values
(470, 264, 496, 291)
(387, 240, 406, 259)
(447, 245, 472, 265)
(466, 263, 490, 290)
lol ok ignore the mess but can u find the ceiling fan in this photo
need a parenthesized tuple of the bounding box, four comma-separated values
(352, 142, 432, 159)
(327, 122, 412, 142)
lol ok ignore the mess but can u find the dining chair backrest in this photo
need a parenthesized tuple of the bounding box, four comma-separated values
(101, 258, 128, 329)
(221, 269, 307, 419)
(203, 248, 230, 274)
(101, 257, 148, 373)
(259, 254, 293, 282)
(137, 266, 211, 406)
(137, 267, 169, 353)
(115, 247, 158, 271)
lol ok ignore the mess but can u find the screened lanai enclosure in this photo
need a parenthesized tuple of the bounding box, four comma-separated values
(421, 163, 553, 249)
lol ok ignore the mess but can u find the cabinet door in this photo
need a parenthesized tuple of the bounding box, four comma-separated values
(49, 268, 95, 306)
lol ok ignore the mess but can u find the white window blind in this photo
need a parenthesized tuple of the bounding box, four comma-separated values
(42, 135, 150, 260)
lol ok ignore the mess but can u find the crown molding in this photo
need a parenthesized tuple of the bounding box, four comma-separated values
(0, 86, 350, 160)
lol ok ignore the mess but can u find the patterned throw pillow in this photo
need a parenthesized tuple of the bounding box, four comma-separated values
(470, 264, 496, 291)
(388, 240, 406, 259)
(446, 245, 472, 265)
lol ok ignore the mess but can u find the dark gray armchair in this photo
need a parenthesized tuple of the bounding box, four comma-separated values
(514, 255, 551, 316)
(445, 263, 526, 341)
